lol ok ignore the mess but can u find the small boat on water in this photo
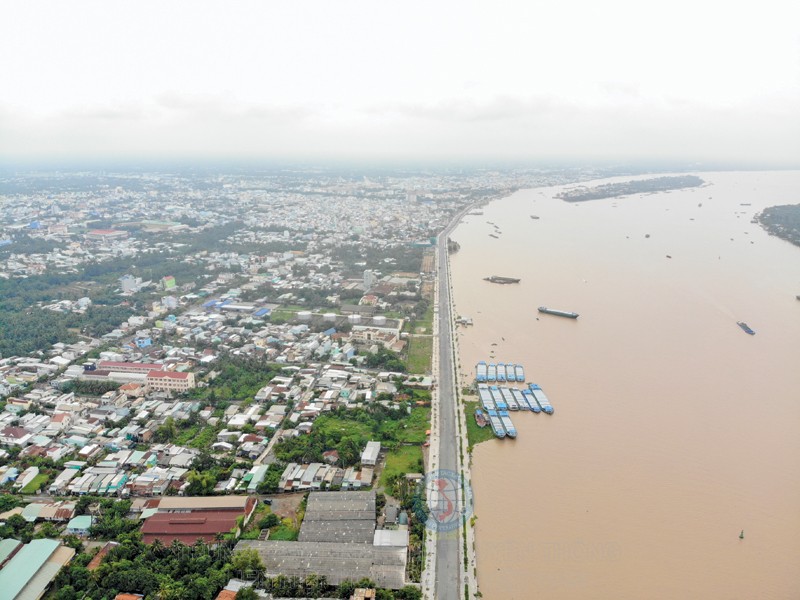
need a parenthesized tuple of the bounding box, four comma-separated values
(514, 364, 525, 382)
(538, 306, 579, 319)
(484, 276, 521, 284)
(496, 362, 507, 382)
(737, 321, 755, 335)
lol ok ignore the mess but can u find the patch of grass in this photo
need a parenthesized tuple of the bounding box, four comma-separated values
(465, 401, 495, 449)
(406, 336, 433, 374)
(313, 415, 374, 440)
(380, 445, 424, 487)
(397, 406, 431, 444)
(21, 473, 49, 494)
(270, 519, 299, 541)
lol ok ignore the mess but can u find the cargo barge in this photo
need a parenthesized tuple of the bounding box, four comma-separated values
(529, 384, 554, 414)
(514, 364, 525, 382)
(500, 387, 519, 410)
(476, 361, 487, 382)
(487, 410, 506, 438)
(478, 384, 495, 410)
(490, 385, 507, 410)
(522, 389, 541, 413)
(499, 411, 517, 438)
(496, 362, 507, 382)
(484, 276, 521, 284)
(487, 363, 497, 382)
(538, 306, 579, 319)
(511, 388, 529, 411)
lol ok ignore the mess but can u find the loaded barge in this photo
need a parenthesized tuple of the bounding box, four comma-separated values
(529, 384, 554, 414)
(487, 410, 506, 438)
(484, 276, 521, 284)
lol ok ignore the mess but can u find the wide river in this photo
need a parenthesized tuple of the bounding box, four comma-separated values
(449, 170, 800, 599)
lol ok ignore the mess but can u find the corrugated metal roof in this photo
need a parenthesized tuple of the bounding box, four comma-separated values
(0, 539, 60, 599)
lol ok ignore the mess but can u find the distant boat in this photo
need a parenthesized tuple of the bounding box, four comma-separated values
(538, 306, 579, 319)
(484, 276, 520, 284)
(737, 321, 755, 335)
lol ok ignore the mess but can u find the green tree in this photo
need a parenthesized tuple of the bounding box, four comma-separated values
(235, 587, 259, 600)
(231, 548, 264, 578)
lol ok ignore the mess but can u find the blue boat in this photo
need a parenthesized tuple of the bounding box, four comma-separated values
(737, 321, 755, 335)
(487, 363, 497, 382)
(522, 389, 541, 413)
(499, 410, 517, 438)
(490, 385, 507, 410)
(529, 383, 554, 414)
(511, 388, 529, 411)
(514, 364, 525, 382)
(500, 387, 519, 410)
(476, 361, 487, 382)
(496, 362, 507, 382)
(487, 409, 506, 438)
(478, 384, 495, 410)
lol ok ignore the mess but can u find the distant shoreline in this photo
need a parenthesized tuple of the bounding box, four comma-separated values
(556, 174, 705, 202)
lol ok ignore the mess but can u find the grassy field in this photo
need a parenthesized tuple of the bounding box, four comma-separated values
(313, 415, 374, 440)
(406, 336, 433, 374)
(20, 473, 49, 494)
(381, 406, 430, 444)
(380, 445, 424, 487)
(464, 401, 496, 449)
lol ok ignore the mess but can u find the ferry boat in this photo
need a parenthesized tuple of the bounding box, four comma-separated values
(511, 388, 529, 411)
(500, 387, 519, 410)
(499, 410, 517, 438)
(514, 364, 525, 382)
(487, 363, 497, 382)
(737, 321, 755, 335)
(496, 363, 507, 382)
(522, 389, 541, 413)
(490, 385, 507, 410)
(529, 383, 554, 414)
(474, 408, 488, 428)
(478, 384, 495, 410)
(487, 410, 506, 438)
(538, 306, 579, 319)
(476, 361, 487, 382)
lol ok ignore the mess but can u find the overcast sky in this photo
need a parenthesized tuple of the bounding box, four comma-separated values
(1, 0, 799, 166)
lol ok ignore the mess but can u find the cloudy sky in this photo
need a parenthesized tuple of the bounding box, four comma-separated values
(1, 0, 799, 166)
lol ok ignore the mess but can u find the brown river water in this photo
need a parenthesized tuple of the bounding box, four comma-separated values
(449, 171, 800, 599)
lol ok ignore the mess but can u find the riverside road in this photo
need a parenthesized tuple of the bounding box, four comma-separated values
(433, 218, 463, 600)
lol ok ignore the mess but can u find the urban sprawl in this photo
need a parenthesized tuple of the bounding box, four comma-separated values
(0, 167, 590, 600)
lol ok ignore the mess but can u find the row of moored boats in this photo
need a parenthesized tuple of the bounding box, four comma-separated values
(476, 361, 525, 383)
(475, 382, 554, 439)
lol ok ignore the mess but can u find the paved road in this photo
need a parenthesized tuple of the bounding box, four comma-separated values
(433, 214, 466, 600)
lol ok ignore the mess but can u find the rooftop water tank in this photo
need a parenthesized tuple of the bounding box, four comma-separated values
(297, 311, 312, 321)
(373, 315, 386, 326)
